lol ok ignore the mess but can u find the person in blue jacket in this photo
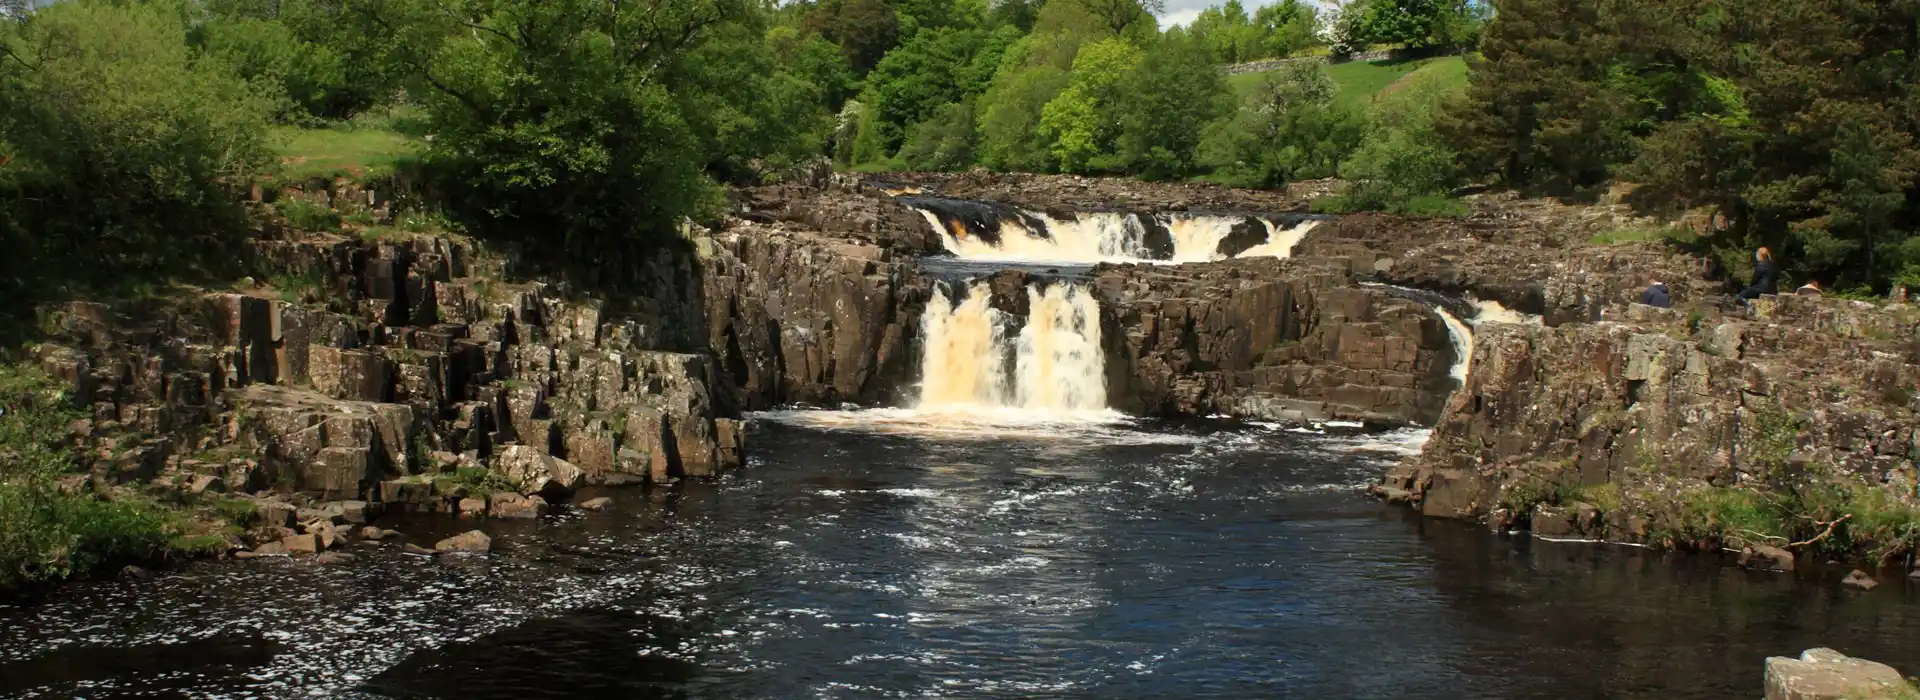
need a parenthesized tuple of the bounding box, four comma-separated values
(1640, 280, 1671, 308)
(1736, 247, 1777, 301)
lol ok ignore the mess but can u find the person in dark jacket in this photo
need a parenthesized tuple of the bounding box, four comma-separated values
(1736, 247, 1777, 301)
(1640, 280, 1672, 308)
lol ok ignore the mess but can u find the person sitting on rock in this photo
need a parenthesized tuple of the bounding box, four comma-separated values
(1796, 279, 1823, 296)
(1736, 247, 1778, 302)
(1640, 280, 1672, 308)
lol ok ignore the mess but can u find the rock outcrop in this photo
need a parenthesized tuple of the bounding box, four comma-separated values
(700, 222, 932, 411)
(1091, 257, 1459, 425)
(1765, 648, 1913, 700)
(1378, 293, 1920, 551)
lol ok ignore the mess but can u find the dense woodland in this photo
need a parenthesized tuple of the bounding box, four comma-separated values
(0, 0, 1917, 298)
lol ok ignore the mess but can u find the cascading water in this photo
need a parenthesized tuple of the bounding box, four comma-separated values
(1433, 306, 1473, 382)
(907, 198, 1315, 264)
(917, 281, 1012, 406)
(1014, 284, 1106, 411)
(917, 280, 1107, 413)
(1233, 219, 1319, 260)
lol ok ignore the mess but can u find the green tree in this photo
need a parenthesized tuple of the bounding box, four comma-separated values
(1115, 31, 1229, 178)
(974, 35, 1072, 171)
(1339, 58, 1465, 210)
(1037, 36, 1141, 171)
(0, 0, 276, 302)
(1253, 0, 1320, 58)
(859, 26, 1017, 154)
(1199, 61, 1361, 186)
(805, 0, 900, 73)
(897, 101, 978, 170)
(192, 16, 347, 122)
(1189, 0, 1260, 63)
(411, 0, 780, 280)
(768, 26, 859, 110)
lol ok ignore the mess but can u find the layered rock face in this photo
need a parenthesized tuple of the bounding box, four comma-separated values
(700, 222, 933, 410)
(27, 182, 959, 518)
(1089, 257, 1458, 425)
(1381, 294, 1920, 536)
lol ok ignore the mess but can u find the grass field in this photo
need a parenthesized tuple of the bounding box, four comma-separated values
(1229, 55, 1468, 110)
(271, 122, 425, 181)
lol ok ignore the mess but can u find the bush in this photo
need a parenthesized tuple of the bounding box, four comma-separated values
(0, 364, 181, 590)
(0, 0, 277, 308)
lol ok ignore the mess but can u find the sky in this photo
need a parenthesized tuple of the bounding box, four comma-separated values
(1157, 0, 1337, 29)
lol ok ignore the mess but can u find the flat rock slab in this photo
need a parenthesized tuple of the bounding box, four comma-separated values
(1765, 648, 1913, 700)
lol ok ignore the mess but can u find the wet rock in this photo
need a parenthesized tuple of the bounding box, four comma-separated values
(315, 552, 355, 565)
(457, 497, 487, 517)
(578, 496, 613, 512)
(487, 492, 547, 519)
(435, 530, 491, 554)
(335, 500, 372, 524)
(303, 521, 340, 549)
(1764, 648, 1912, 700)
(1572, 502, 1601, 533)
(1739, 545, 1796, 573)
(282, 534, 320, 555)
(1530, 507, 1576, 538)
(1841, 570, 1879, 591)
(493, 445, 584, 498)
(119, 565, 153, 581)
(402, 543, 437, 556)
(359, 526, 397, 541)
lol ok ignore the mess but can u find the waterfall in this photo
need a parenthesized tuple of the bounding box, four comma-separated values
(907, 197, 1313, 264)
(918, 281, 1012, 406)
(1015, 284, 1106, 411)
(1233, 219, 1319, 260)
(1433, 305, 1473, 382)
(1362, 282, 1474, 384)
(1166, 216, 1241, 263)
(917, 281, 1106, 413)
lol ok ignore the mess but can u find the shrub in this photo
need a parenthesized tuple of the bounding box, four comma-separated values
(0, 364, 182, 590)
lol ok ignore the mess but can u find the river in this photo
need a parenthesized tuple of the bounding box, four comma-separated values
(1, 415, 1915, 699)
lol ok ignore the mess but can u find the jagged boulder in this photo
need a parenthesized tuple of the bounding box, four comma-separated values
(1764, 648, 1912, 700)
(435, 530, 491, 554)
(491, 445, 584, 498)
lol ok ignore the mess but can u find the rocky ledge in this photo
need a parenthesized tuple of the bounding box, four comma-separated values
(1377, 292, 1920, 574)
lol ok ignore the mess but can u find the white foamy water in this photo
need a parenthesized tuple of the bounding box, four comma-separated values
(913, 207, 1310, 264)
(1233, 219, 1319, 260)
(1014, 284, 1106, 411)
(1468, 295, 1542, 326)
(919, 281, 1106, 413)
(753, 407, 1197, 444)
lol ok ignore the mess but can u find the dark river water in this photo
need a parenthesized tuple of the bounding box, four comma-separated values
(1, 413, 1915, 699)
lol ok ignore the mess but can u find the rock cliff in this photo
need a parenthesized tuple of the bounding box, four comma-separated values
(1378, 293, 1920, 561)
(1091, 257, 1458, 425)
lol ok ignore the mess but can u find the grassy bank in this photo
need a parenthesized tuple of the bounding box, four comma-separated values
(1228, 55, 1468, 109)
(0, 364, 223, 592)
